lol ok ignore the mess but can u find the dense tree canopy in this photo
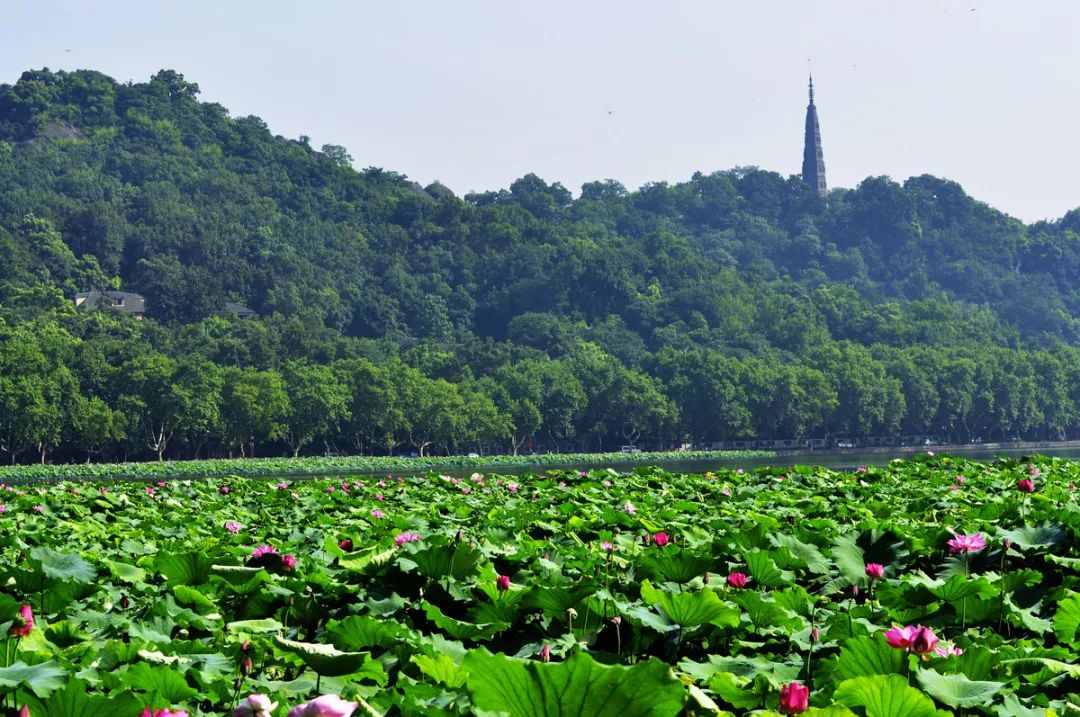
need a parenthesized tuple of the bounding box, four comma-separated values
(2, 67, 1080, 462)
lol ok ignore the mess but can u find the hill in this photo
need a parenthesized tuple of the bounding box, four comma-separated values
(2, 67, 1080, 462)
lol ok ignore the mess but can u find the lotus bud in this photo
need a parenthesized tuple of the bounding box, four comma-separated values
(540, 643, 551, 663)
(240, 655, 253, 676)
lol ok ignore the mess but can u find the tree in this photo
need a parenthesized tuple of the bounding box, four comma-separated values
(335, 358, 404, 455)
(487, 364, 543, 454)
(220, 367, 290, 457)
(116, 352, 179, 461)
(67, 394, 125, 462)
(321, 144, 353, 168)
(396, 367, 464, 457)
(282, 362, 350, 457)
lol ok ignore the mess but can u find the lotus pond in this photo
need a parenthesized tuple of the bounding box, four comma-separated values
(0, 455, 1079, 716)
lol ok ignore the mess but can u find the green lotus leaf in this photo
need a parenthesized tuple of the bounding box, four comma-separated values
(155, 552, 213, 586)
(1052, 592, 1080, 644)
(835, 634, 904, 681)
(20, 678, 142, 717)
(834, 674, 951, 717)
(640, 580, 740, 628)
(117, 662, 199, 702)
(0, 660, 67, 697)
(996, 523, 1066, 551)
(273, 635, 376, 678)
(463, 648, 686, 717)
(421, 600, 509, 641)
(30, 546, 95, 584)
(412, 652, 466, 687)
(915, 667, 1004, 708)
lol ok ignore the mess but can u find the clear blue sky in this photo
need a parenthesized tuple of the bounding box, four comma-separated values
(3, 1, 1079, 222)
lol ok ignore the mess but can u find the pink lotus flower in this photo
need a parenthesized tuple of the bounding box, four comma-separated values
(934, 642, 964, 658)
(885, 624, 938, 656)
(496, 575, 511, 592)
(339, 539, 353, 552)
(600, 541, 615, 552)
(911, 626, 939, 656)
(326, 485, 336, 493)
(1029, 467, 1040, 477)
(8, 604, 33, 638)
(287, 694, 358, 717)
(726, 572, 748, 589)
(947, 532, 987, 554)
(1017, 478, 1035, 493)
(623, 500, 637, 514)
(32, 505, 44, 513)
(282, 554, 297, 571)
(507, 484, 518, 493)
(277, 482, 289, 490)
(779, 682, 810, 715)
(955, 475, 966, 484)
(540, 643, 550, 662)
(395, 532, 420, 547)
(140, 709, 188, 717)
(375, 493, 384, 501)
(156, 481, 166, 488)
(234, 694, 278, 717)
(250, 545, 278, 560)
(219, 486, 230, 494)
(0, 504, 6, 514)
(865, 563, 885, 579)
(652, 532, 670, 547)
(883, 625, 917, 650)
(558, 481, 567, 487)
(370, 509, 385, 519)
(224, 521, 242, 534)
(721, 487, 732, 496)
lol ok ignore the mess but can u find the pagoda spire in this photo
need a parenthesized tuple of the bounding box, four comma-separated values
(802, 73, 827, 199)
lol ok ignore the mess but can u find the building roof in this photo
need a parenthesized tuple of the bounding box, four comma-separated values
(74, 290, 147, 313)
(223, 302, 257, 317)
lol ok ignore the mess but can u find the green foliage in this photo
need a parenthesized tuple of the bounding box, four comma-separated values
(2, 69, 1080, 462)
(463, 649, 686, 717)
(0, 457, 1076, 713)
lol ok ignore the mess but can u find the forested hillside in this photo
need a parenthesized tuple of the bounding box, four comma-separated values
(3, 68, 1080, 462)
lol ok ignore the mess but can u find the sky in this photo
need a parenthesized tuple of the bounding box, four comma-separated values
(2, 1, 1079, 223)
